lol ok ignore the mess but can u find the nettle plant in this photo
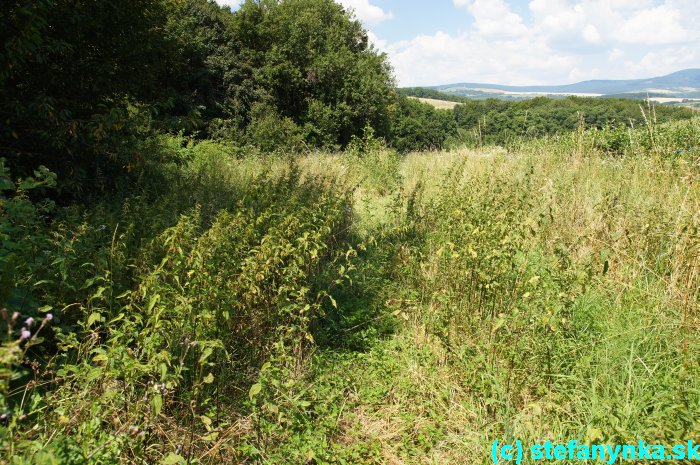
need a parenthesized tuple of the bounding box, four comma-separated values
(1, 155, 360, 463)
(0, 160, 58, 414)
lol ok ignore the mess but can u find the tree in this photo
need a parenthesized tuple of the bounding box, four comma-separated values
(389, 96, 457, 153)
(231, 0, 396, 148)
(1, 0, 175, 193)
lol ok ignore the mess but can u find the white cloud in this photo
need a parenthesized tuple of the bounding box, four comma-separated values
(582, 24, 600, 43)
(625, 45, 700, 76)
(608, 48, 624, 61)
(213, 0, 393, 25)
(379, 0, 700, 86)
(215, 0, 242, 8)
(210, 0, 700, 85)
(337, 0, 393, 25)
(366, 30, 388, 51)
(613, 4, 697, 44)
(387, 31, 576, 86)
(454, 0, 528, 37)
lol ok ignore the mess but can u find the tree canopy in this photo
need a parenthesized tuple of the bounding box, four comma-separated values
(1, 0, 396, 192)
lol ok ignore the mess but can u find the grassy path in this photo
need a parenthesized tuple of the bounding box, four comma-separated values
(258, 144, 699, 464)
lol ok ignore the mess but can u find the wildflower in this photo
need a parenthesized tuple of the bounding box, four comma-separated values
(11, 312, 19, 321)
(0, 413, 7, 421)
(20, 328, 31, 341)
(25, 317, 35, 328)
(41, 313, 54, 327)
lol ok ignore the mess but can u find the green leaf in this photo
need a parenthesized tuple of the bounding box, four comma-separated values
(147, 294, 160, 313)
(0, 177, 14, 191)
(87, 312, 102, 327)
(152, 394, 163, 415)
(86, 367, 103, 383)
(199, 347, 213, 364)
(249, 383, 262, 401)
(492, 317, 506, 333)
(159, 453, 185, 465)
(92, 354, 108, 363)
(203, 373, 214, 384)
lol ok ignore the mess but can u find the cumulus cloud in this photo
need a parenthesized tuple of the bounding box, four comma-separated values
(613, 4, 697, 44)
(337, 0, 393, 25)
(387, 31, 576, 86)
(215, 0, 242, 8)
(608, 48, 624, 61)
(582, 24, 600, 43)
(378, 0, 700, 86)
(454, 0, 528, 37)
(213, 0, 393, 25)
(210, 0, 700, 85)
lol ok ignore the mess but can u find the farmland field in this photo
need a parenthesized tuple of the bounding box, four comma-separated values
(409, 96, 461, 109)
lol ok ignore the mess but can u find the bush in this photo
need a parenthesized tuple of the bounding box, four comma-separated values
(247, 103, 306, 154)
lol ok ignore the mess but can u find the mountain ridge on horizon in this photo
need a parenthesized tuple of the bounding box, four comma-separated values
(422, 68, 700, 99)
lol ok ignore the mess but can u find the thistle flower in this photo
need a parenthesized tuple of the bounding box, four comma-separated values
(20, 328, 31, 341)
(40, 313, 54, 327)
(25, 317, 35, 328)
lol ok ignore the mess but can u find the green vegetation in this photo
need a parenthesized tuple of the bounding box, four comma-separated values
(1, 0, 395, 191)
(3, 113, 698, 465)
(451, 96, 696, 147)
(399, 87, 472, 104)
(389, 96, 457, 152)
(2, 1, 699, 464)
(397, 89, 696, 152)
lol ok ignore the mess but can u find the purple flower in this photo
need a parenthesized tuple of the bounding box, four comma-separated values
(45, 313, 54, 321)
(20, 328, 31, 341)
(25, 317, 35, 328)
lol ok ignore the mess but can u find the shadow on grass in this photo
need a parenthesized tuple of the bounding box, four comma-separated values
(313, 215, 427, 353)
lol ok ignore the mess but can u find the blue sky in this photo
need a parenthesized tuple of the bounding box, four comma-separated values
(366, 0, 532, 43)
(216, 0, 700, 87)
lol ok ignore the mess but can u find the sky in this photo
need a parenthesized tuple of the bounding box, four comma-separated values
(214, 0, 700, 87)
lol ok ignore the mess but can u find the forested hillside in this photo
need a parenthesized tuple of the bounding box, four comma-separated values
(1, 1, 699, 464)
(397, 90, 696, 149)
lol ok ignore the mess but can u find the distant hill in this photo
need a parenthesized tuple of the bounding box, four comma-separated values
(423, 69, 700, 102)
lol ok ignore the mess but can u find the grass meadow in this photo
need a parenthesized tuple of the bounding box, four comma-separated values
(2, 118, 699, 464)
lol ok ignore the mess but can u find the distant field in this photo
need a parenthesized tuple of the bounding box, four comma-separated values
(410, 96, 460, 109)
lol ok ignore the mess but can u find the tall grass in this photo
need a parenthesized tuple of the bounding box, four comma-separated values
(1, 117, 698, 464)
